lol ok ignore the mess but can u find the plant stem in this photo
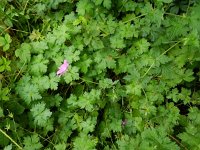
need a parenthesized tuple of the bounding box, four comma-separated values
(142, 40, 182, 78)
(0, 128, 23, 149)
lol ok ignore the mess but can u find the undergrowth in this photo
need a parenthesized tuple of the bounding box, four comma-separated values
(0, 0, 200, 149)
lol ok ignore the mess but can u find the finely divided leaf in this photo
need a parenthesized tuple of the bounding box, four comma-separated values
(23, 134, 43, 150)
(15, 43, 31, 63)
(30, 102, 52, 127)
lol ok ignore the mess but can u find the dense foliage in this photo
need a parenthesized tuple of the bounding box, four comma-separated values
(1, 0, 200, 149)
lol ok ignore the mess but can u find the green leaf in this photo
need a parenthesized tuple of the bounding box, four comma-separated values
(167, 88, 179, 102)
(156, 103, 180, 129)
(124, 1, 136, 11)
(91, 37, 104, 50)
(49, 73, 60, 90)
(126, 83, 142, 96)
(178, 131, 200, 149)
(77, 54, 92, 73)
(179, 88, 191, 104)
(0, 129, 9, 147)
(31, 41, 48, 54)
(33, 3, 46, 15)
(0, 37, 6, 46)
(3, 144, 12, 150)
(76, 0, 93, 15)
(164, 17, 188, 40)
(99, 78, 114, 89)
(73, 133, 98, 150)
(178, 107, 200, 149)
(32, 76, 50, 92)
(0, 107, 4, 117)
(6, 100, 25, 115)
(43, 118, 54, 133)
(188, 107, 200, 124)
(93, 0, 103, 5)
(0, 57, 11, 72)
(183, 69, 195, 82)
(57, 115, 76, 140)
(47, 94, 63, 107)
(68, 90, 102, 112)
(30, 54, 49, 75)
(135, 38, 150, 55)
(67, 94, 78, 107)
(135, 54, 154, 69)
(80, 116, 97, 134)
(29, 29, 43, 41)
(103, 0, 112, 9)
(115, 54, 132, 73)
(64, 66, 79, 84)
(0, 33, 11, 50)
(23, 134, 43, 150)
(30, 102, 52, 127)
(110, 35, 125, 49)
(64, 46, 80, 63)
(76, 89, 101, 111)
(109, 118, 122, 132)
(117, 135, 139, 150)
(141, 127, 180, 150)
(5, 34, 11, 43)
(94, 49, 117, 73)
(20, 84, 42, 104)
(54, 143, 66, 150)
(4, 18, 13, 27)
(183, 30, 199, 47)
(16, 75, 42, 104)
(102, 103, 122, 133)
(3, 44, 10, 51)
(15, 43, 31, 63)
(0, 87, 10, 101)
(0, 66, 5, 72)
(189, 3, 200, 33)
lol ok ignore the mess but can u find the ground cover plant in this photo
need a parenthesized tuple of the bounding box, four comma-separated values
(0, 0, 200, 149)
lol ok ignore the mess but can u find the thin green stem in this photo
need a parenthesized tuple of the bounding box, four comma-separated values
(0, 25, 29, 34)
(142, 40, 182, 78)
(164, 12, 185, 18)
(11, 117, 23, 147)
(122, 13, 147, 24)
(10, 28, 30, 34)
(14, 62, 26, 82)
(19, 126, 55, 147)
(160, 40, 182, 56)
(186, 0, 191, 15)
(168, 134, 188, 150)
(105, 120, 117, 150)
(79, 77, 99, 85)
(141, 62, 155, 78)
(0, 128, 23, 149)
(23, 0, 29, 13)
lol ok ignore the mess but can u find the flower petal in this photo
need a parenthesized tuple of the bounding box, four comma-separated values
(56, 60, 69, 76)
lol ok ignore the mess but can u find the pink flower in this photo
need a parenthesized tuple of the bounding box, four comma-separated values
(56, 60, 69, 76)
